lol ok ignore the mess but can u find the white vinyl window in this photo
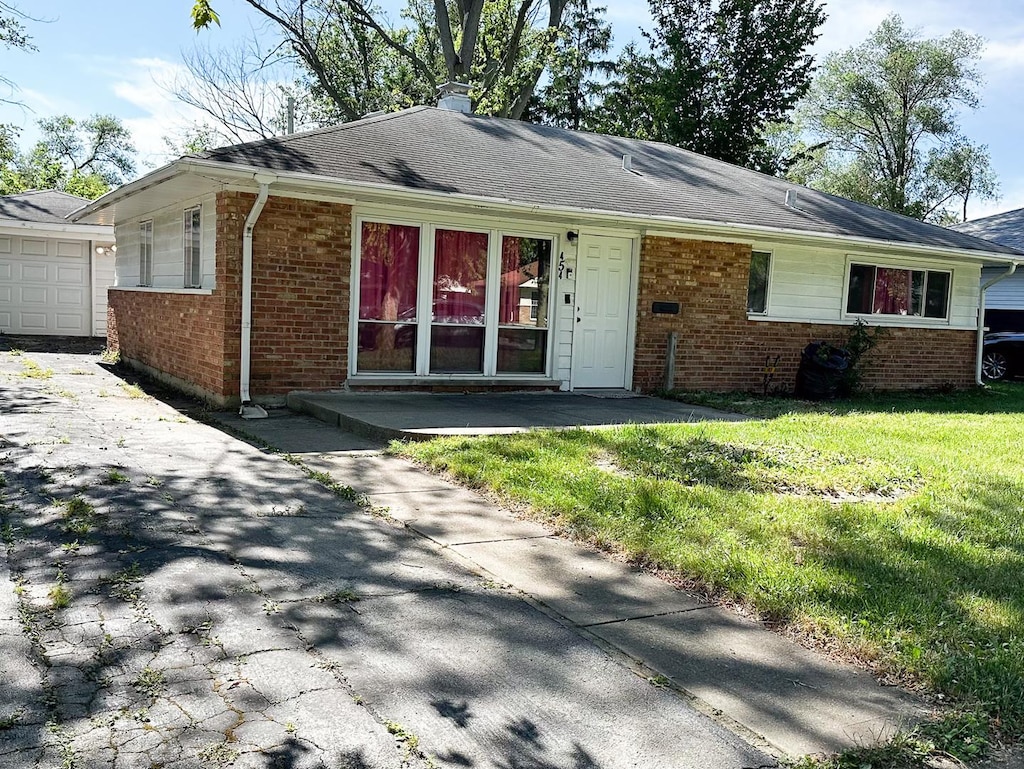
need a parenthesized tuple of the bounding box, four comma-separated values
(183, 206, 202, 288)
(139, 220, 153, 287)
(846, 263, 951, 319)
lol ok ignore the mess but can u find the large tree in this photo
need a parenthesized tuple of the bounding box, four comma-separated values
(0, 114, 136, 199)
(795, 14, 997, 222)
(190, 0, 571, 119)
(528, 0, 613, 130)
(597, 0, 825, 171)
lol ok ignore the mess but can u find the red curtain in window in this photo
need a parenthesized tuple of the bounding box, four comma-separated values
(359, 223, 419, 321)
(434, 229, 488, 323)
(499, 237, 522, 324)
(873, 268, 912, 315)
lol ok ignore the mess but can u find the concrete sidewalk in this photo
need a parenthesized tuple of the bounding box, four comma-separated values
(287, 390, 747, 441)
(219, 409, 926, 759)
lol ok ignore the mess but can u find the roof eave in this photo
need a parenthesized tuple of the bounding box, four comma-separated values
(101, 156, 1024, 264)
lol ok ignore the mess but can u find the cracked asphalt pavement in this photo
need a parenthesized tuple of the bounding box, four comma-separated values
(0, 350, 772, 769)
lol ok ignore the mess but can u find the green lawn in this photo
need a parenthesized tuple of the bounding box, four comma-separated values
(398, 384, 1024, 758)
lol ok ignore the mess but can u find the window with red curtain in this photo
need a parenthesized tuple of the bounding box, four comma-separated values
(846, 263, 951, 319)
(431, 229, 489, 372)
(497, 236, 551, 373)
(359, 222, 419, 321)
(357, 222, 419, 372)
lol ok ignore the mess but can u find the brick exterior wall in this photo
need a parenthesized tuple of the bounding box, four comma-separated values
(219, 192, 351, 397)
(107, 191, 352, 404)
(107, 288, 232, 399)
(634, 235, 976, 393)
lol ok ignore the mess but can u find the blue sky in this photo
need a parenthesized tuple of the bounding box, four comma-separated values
(1, 0, 1022, 219)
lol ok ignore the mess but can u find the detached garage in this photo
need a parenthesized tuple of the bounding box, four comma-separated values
(0, 190, 115, 337)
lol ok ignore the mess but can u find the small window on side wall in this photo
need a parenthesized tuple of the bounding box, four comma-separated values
(747, 251, 771, 314)
(139, 221, 153, 287)
(183, 206, 202, 288)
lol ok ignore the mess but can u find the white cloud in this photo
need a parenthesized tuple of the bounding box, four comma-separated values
(106, 58, 213, 173)
(982, 39, 1024, 73)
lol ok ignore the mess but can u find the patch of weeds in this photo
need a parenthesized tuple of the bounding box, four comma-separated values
(60, 539, 81, 553)
(646, 674, 671, 689)
(59, 495, 97, 536)
(262, 599, 281, 615)
(100, 347, 120, 365)
(8, 349, 23, 357)
(36, 467, 54, 484)
(145, 476, 163, 487)
(315, 589, 359, 604)
(118, 382, 147, 399)
(132, 667, 165, 698)
(1, 522, 16, 545)
(53, 389, 77, 400)
(107, 562, 143, 602)
(55, 436, 70, 445)
(284, 721, 297, 735)
(283, 457, 362, 503)
(115, 437, 127, 448)
(0, 472, 6, 488)
(479, 578, 509, 591)
(103, 468, 130, 485)
(98, 389, 110, 398)
(48, 582, 72, 610)
(386, 721, 420, 752)
(0, 708, 23, 729)
(18, 360, 53, 379)
(197, 742, 239, 767)
(792, 711, 992, 769)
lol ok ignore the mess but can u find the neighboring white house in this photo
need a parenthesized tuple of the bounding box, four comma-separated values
(0, 190, 115, 337)
(953, 208, 1024, 331)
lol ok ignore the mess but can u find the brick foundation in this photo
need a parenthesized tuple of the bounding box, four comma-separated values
(634, 236, 976, 393)
(107, 192, 352, 404)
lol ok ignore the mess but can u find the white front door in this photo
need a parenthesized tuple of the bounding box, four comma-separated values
(571, 235, 634, 389)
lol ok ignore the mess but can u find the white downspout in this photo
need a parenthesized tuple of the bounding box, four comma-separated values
(976, 262, 1018, 386)
(239, 175, 276, 418)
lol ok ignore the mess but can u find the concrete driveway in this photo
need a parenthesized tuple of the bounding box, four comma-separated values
(0, 351, 770, 769)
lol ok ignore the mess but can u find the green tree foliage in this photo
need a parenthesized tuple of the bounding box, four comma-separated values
(528, 0, 613, 130)
(0, 115, 136, 200)
(597, 0, 825, 171)
(795, 15, 998, 222)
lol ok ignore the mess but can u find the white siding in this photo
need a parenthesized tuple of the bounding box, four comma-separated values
(92, 249, 116, 337)
(754, 239, 981, 330)
(982, 266, 1024, 310)
(114, 193, 217, 290)
(552, 238, 578, 388)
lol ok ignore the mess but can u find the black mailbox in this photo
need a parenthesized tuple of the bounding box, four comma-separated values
(652, 301, 681, 315)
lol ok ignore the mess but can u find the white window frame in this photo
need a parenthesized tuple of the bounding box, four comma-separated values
(746, 249, 772, 316)
(138, 220, 153, 287)
(350, 213, 558, 379)
(183, 205, 202, 289)
(843, 259, 952, 322)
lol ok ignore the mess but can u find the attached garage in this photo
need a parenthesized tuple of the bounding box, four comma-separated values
(0, 191, 115, 338)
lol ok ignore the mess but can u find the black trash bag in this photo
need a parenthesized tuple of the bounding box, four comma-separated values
(795, 341, 851, 400)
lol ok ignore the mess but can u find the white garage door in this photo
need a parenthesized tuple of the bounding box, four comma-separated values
(0, 234, 91, 336)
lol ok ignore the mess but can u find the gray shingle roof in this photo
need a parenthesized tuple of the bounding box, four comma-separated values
(0, 190, 92, 224)
(199, 107, 1019, 256)
(951, 208, 1024, 252)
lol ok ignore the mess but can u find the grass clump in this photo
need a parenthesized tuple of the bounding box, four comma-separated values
(118, 382, 147, 399)
(18, 360, 53, 379)
(48, 583, 71, 610)
(400, 382, 1024, 750)
(103, 468, 129, 485)
(59, 496, 97, 536)
(132, 667, 165, 698)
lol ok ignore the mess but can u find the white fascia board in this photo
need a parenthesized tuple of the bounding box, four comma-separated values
(120, 157, 1024, 266)
(0, 221, 113, 238)
(69, 160, 189, 222)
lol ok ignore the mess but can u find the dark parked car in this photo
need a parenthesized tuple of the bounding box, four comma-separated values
(982, 331, 1024, 380)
